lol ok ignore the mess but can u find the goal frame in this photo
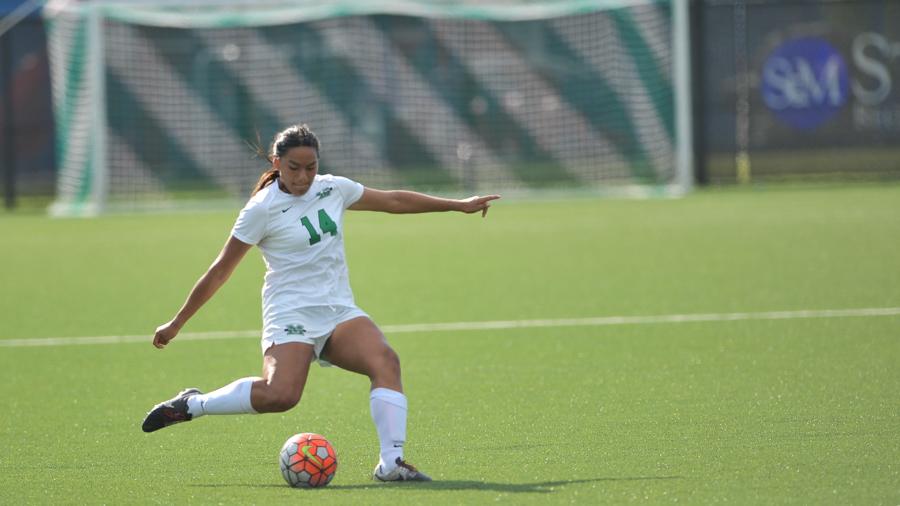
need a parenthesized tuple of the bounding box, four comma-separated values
(45, 0, 692, 216)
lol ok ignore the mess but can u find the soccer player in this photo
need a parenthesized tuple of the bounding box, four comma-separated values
(141, 124, 499, 482)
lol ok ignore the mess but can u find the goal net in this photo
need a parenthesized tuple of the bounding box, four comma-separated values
(45, 0, 691, 215)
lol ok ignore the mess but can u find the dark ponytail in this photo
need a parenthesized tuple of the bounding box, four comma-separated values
(252, 168, 280, 196)
(251, 124, 321, 196)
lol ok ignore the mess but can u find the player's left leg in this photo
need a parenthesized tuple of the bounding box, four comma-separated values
(142, 343, 316, 433)
(322, 316, 432, 482)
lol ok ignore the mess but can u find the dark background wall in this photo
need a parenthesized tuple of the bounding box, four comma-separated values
(1, 0, 55, 208)
(694, 0, 900, 183)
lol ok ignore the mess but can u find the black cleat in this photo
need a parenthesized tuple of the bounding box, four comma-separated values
(141, 388, 202, 433)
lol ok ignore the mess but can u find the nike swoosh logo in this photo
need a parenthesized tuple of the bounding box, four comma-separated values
(301, 445, 323, 468)
(281, 206, 293, 213)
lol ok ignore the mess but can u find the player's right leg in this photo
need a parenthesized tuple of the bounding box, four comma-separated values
(141, 342, 315, 432)
(322, 316, 432, 482)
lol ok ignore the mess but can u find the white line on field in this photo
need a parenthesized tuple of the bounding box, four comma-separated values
(2, 307, 899, 348)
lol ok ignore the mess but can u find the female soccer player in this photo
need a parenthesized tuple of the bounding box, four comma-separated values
(141, 124, 499, 482)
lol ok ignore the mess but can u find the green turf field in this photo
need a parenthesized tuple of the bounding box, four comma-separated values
(1, 184, 899, 504)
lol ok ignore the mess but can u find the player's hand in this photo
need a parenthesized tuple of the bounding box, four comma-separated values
(152, 320, 181, 349)
(459, 195, 501, 217)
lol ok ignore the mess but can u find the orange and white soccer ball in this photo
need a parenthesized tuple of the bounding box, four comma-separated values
(279, 433, 338, 488)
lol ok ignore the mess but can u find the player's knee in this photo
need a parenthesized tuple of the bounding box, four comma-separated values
(261, 386, 302, 413)
(269, 393, 301, 412)
(377, 346, 401, 379)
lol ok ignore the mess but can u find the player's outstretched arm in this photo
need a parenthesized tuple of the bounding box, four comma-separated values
(349, 188, 501, 217)
(152, 235, 253, 349)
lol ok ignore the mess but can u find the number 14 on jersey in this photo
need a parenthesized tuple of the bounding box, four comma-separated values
(299, 209, 338, 245)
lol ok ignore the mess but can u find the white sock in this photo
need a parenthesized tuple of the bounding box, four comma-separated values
(186, 377, 259, 417)
(370, 387, 407, 471)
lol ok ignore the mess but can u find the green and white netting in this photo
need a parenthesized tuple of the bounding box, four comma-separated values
(45, 0, 690, 215)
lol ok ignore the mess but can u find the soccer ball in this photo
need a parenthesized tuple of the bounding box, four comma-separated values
(279, 433, 338, 488)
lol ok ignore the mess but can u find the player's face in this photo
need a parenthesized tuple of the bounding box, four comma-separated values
(275, 146, 318, 196)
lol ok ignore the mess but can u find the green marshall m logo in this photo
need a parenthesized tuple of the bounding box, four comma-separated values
(316, 187, 334, 200)
(284, 324, 306, 336)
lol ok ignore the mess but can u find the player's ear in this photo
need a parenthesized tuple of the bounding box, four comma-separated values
(272, 156, 282, 170)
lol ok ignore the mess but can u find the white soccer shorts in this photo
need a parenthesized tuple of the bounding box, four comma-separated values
(261, 304, 369, 366)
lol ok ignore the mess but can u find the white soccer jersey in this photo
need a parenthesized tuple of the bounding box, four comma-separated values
(231, 174, 365, 322)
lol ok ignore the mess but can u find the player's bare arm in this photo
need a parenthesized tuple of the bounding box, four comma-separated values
(152, 235, 253, 349)
(349, 188, 501, 217)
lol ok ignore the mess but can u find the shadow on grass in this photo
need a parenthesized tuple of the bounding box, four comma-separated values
(190, 475, 683, 493)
